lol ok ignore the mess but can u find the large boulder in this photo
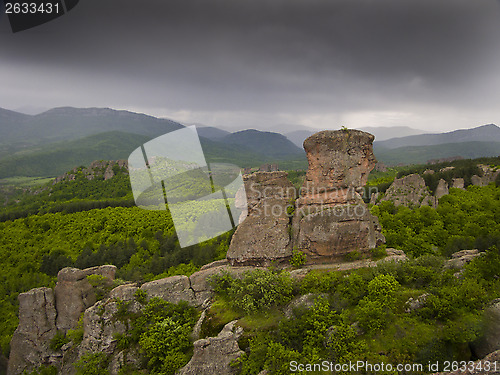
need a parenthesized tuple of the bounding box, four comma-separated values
(380, 174, 435, 208)
(55, 265, 117, 332)
(177, 321, 244, 375)
(7, 288, 58, 375)
(140, 275, 196, 305)
(294, 204, 384, 260)
(435, 179, 449, 199)
(226, 172, 295, 266)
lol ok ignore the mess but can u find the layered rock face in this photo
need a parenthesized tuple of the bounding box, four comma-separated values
(226, 172, 295, 266)
(301, 129, 376, 190)
(293, 130, 384, 261)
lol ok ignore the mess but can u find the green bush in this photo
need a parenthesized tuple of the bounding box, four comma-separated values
(289, 248, 306, 268)
(24, 365, 58, 375)
(211, 270, 294, 315)
(344, 250, 362, 262)
(74, 352, 110, 375)
(49, 331, 69, 351)
(133, 289, 147, 305)
(139, 317, 192, 374)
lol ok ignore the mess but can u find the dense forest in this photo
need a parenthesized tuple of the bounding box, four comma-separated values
(1, 157, 500, 374)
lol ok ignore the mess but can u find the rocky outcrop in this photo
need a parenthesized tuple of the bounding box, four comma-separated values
(405, 293, 430, 313)
(452, 178, 465, 189)
(435, 179, 449, 199)
(472, 165, 500, 186)
(226, 172, 295, 266)
(380, 174, 435, 208)
(7, 266, 116, 375)
(52, 160, 128, 185)
(55, 265, 116, 332)
(292, 130, 384, 262)
(445, 249, 482, 270)
(7, 288, 58, 375)
(140, 275, 196, 305)
(177, 321, 244, 375)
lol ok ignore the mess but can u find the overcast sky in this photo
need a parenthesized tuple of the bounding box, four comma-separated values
(1, 0, 500, 132)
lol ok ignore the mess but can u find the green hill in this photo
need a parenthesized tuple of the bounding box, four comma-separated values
(221, 129, 304, 159)
(0, 130, 308, 178)
(0, 131, 150, 178)
(0, 107, 184, 155)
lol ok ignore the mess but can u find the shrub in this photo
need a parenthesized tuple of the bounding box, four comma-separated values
(25, 365, 58, 375)
(344, 250, 362, 262)
(74, 352, 109, 375)
(139, 317, 192, 374)
(289, 248, 306, 268)
(211, 270, 294, 314)
(49, 331, 69, 351)
(133, 289, 148, 305)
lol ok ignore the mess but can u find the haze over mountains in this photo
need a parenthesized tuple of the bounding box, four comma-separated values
(0, 106, 499, 178)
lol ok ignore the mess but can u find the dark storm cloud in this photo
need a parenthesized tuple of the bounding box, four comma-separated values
(1, 0, 500, 128)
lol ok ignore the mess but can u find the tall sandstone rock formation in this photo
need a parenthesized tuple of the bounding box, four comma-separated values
(227, 129, 385, 266)
(293, 130, 384, 262)
(226, 172, 295, 266)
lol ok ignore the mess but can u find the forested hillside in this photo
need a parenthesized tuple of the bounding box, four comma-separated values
(1, 158, 500, 374)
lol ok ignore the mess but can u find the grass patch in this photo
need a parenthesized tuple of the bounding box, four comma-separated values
(0, 176, 54, 187)
(238, 309, 284, 331)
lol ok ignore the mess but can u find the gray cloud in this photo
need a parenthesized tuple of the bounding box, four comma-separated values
(0, 0, 499, 131)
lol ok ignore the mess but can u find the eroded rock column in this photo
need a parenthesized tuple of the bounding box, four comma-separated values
(226, 172, 295, 266)
(293, 129, 385, 262)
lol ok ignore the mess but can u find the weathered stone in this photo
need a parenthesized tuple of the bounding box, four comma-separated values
(381, 248, 408, 263)
(294, 205, 384, 261)
(55, 265, 116, 332)
(435, 179, 449, 199)
(291, 130, 384, 262)
(177, 321, 244, 375)
(227, 172, 295, 266)
(103, 166, 114, 180)
(445, 249, 481, 270)
(405, 293, 430, 313)
(7, 288, 57, 375)
(472, 175, 484, 186)
(380, 174, 435, 208)
(140, 275, 196, 305)
(109, 284, 138, 301)
(452, 178, 465, 189)
(472, 165, 500, 186)
(301, 129, 376, 191)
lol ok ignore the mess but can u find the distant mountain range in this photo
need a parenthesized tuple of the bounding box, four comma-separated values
(375, 124, 500, 149)
(0, 106, 499, 177)
(0, 107, 305, 178)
